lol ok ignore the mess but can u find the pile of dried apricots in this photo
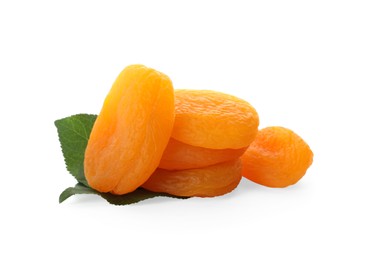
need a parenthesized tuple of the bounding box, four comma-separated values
(84, 64, 313, 197)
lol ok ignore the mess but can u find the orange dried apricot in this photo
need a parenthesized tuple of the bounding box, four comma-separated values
(159, 138, 247, 170)
(142, 159, 242, 197)
(84, 64, 175, 195)
(171, 90, 259, 149)
(241, 127, 313, 188)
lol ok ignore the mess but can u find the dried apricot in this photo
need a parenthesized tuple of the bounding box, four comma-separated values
(159, 138, 247, 170)
(84, 64, 175, 195)
(142, 159, 242, 197)
(241, 127, 313, 188)
(171, 90, 259, 149)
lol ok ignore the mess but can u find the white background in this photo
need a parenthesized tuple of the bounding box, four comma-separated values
(1, 0, 377, 259)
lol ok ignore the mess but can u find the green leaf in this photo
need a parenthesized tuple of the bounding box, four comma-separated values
(55, 114, 97, 186)
(55, 113, 190, 205)
(59, 183, 97, 203)
(59, 183, 188, 205)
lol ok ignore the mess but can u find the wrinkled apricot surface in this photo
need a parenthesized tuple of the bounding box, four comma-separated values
(171, 90, 259, 149)
(242, 127, 313, 188)
(143, 159, 242, 197)
(84, 64, 175, 195)
(159, 138, 247, 170)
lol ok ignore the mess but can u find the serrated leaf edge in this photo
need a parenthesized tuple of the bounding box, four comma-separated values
(59, 183, 189, 206)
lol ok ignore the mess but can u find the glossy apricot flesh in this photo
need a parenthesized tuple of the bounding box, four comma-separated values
(142, 159, 242, 197)
(242, 127, 313, 188)
(84, 65, 175, 195)
(171, 90, 259, 149)
(159, 138, 247, 170)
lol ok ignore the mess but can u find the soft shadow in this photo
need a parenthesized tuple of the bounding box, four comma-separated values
(64, 193, 105, 206)
(236, 178, 267, 192)
(130, 195, 190, 207)
(61, 179, 310, 207)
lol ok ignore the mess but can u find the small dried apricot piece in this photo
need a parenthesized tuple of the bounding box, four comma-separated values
(84, 64, 175, 195)
(171, 90, 259, 149)
(159, 138, 247, 170)
(142, 159, 242, 197)
(241, 127, 313, 188)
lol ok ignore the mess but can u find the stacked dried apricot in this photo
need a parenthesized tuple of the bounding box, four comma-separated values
(141, 89, 259, 197)
(84, 64, 313, 198)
